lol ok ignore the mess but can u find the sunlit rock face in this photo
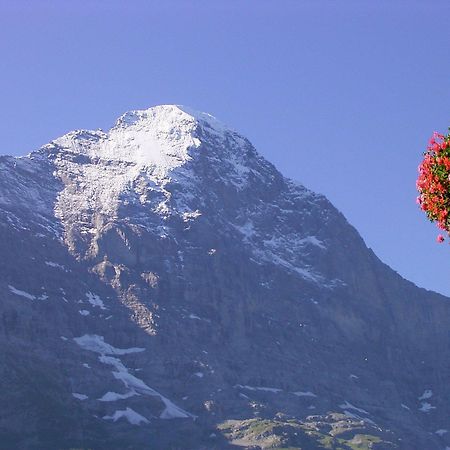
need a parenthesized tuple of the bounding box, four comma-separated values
(1, 105, 450, 449)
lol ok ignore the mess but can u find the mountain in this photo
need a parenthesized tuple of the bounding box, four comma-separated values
(1, 105, 449, 450)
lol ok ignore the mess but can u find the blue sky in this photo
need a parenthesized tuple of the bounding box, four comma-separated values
(1, 0, 449, 295)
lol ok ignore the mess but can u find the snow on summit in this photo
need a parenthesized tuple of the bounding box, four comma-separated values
(98, 105, 201, 172)
(44, 104, 260, 240)
(51, 105, 237, 174)
(44, 104, 253, 224)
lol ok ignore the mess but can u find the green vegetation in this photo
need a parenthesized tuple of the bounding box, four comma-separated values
(218, 415, 395, 450)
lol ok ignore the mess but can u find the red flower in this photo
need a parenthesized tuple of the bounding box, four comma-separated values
(417, 130, 450, 243)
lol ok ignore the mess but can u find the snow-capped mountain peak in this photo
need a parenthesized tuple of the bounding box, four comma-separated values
(49, 105, 241, 175)
(114, 104, 232, 136)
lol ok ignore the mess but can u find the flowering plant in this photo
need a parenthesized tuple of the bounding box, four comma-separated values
(417, 130, 450, 243)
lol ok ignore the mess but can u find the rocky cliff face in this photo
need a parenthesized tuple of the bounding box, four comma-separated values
(1, 105, 449, 450)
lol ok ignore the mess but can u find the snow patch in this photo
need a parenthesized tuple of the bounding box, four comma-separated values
(99, 390, 138, 402)
(8, 285, 36, 300)
(74, 334, 145, 355)
(45, 261, 67, 271)
(72, 393, 88, 400)
(235, 385, 282, 393)
(298, 236, 326, 249)
(99, 355, 192, 419)
(186, 313, 210, 323)
(292, 391, 317, 398)
(103, 407, 149, 425)
(85, 292, 106, 310)
(79, 310, 90, 316)
(419, 402, 436, 412)
(418, 389, 433, 400)
(339, 401, 369, 415)
(74, 334, 192, 420)
(182, 210, 201, 222)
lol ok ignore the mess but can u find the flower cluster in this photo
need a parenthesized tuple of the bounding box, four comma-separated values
(417, 130, 450, 243)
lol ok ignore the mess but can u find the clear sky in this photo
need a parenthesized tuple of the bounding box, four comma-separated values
(1, 0, 449, 295)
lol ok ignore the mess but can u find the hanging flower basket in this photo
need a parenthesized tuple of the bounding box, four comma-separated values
(417, 130, 450, 242)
